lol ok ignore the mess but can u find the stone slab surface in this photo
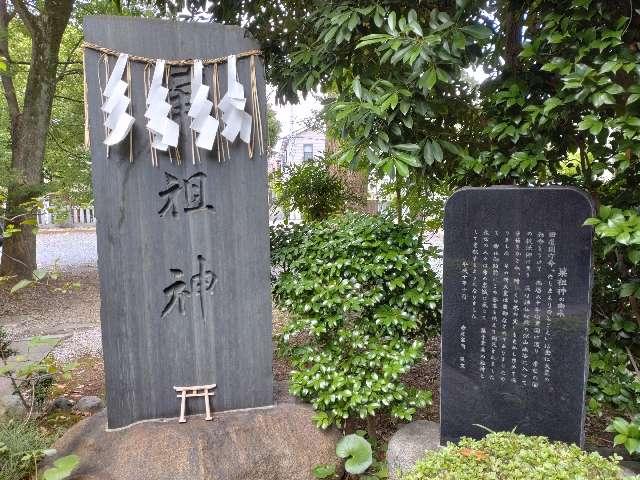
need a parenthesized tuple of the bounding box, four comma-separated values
(441, 187, 594, 445)
(84, 16, 273, 428)
(387, 421, 441, 480)
(43, 403, 341, 480)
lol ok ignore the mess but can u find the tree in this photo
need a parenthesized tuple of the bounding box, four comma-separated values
(270, 158, 361, 222)
(0, 0, 75, 277)
(171, 0, 640, 414)
(266, 105, 281, 158)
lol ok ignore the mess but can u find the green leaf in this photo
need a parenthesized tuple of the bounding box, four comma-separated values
(387, 11, 396, 31)
(583, 217, 601, 226)
(621, 282, 639, 298)
(626, 437, 640, 454)
(605, 83, 624, 95)
(425, 68, 437, 90)
(614, 433, 628, 446)
(394, 158, 410, 177)
(431, 140, 443, 162)
(629, 250, 640, 265)
(461, 24, 492, 40)
(627, 93, 640, 105)
(436, 67, 451, 83)
(577, 115, 603, 135)
(336, 434, 373, 475)
(423, 141, 434, 165)
(352, 77, 362, 100)
(10, 279, 33, 294)
(543, 97, 563, 114)
(43, 454, 80, 480)
(312, 464, 337, 479)
(396, 152, 421, 167)
(598, 205, 613, 219)
(453, 31, 466, 49)
(591, 92, 615, 108)
(395, 143, 420, 152)
(627, 117, 640, 128)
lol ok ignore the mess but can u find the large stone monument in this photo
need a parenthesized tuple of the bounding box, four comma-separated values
(84, 16, 272, 428)
(440, 186, 594, 445)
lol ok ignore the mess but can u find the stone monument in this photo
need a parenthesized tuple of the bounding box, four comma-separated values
(83, 16, 273, 429)
(441, 186, 594, 445)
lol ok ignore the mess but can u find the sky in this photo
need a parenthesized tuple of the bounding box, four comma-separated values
(268, 86, 322, 139)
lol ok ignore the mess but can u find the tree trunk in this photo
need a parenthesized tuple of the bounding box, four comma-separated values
(395, 176, 403, 223)
(500, 0, 524, 74)
(0, 0, 75, 278)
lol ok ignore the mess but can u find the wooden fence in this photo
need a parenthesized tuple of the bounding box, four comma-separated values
(37, 207, 95, 227)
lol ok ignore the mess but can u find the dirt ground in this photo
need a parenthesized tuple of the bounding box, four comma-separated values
(0, 267, 101, 340)
(0, 267, 615, 450)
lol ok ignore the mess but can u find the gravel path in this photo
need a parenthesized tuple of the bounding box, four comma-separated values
(35, 228, 98, 269)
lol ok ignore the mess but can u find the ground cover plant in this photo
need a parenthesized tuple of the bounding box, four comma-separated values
(402, 431, 639, 480)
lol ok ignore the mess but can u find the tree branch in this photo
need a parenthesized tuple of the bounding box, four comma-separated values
(53, 93, 83, 103)
(10, 0, 38, 35)
(55, 34, 83, 80)
(56, 68, 82, 81)
(0, 0, 20, 121)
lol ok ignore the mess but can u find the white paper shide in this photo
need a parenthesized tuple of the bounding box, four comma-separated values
(145, 59, 179, 151)
(102, 53, 135, 146)
(188, 60, 219, 151)
(219, 55, 252, 144)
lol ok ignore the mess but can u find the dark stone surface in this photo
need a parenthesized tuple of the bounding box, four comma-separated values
(42, 404, 342, 480)
(52, 396, 75, 412)
(441, 186, 594, 446)
(84, 17, 272, 429)
(75, 396, 105, 414)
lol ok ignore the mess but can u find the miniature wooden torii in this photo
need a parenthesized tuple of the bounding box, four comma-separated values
(173, 384, 216, 423)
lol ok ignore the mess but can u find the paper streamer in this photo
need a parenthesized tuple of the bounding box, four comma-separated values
(188, 60, 219, 151)
(102, 53, 135, 146)
(218, 55, 252, 144)
(145, 59, 179, 151)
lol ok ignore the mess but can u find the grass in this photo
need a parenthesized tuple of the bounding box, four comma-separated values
(0, 420, 51, 480)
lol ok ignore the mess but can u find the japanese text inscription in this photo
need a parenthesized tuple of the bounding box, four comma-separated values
(440, 187, 594, 446)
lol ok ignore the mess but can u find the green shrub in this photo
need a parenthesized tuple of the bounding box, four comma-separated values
(402, 431, 636, 480)
(269, 158, 361, 222)
(273, 213, 441, 428)
(608, 416, 640, 455)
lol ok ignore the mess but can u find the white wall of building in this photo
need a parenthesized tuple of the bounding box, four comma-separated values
(282, 129, 326, 169)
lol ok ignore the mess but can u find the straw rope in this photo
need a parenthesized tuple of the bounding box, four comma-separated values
(82, 42, 262, 66)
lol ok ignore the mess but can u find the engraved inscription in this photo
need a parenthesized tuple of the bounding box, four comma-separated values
(162, 255, 218, 318)
(458, 229, 567, 389)
(158, 172, 215, 217)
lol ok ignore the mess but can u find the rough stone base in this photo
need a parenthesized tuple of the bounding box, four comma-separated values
(387, 421, 441, 480)
(43, 403, 340, 480)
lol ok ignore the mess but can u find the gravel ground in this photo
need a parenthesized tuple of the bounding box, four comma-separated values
(53, 327, 103, 363)
(35, 228, 98, 269)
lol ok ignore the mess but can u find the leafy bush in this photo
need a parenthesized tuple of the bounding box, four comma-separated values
(269, 158, 361, 222)
(402, 431, 635, 480)
(273, 213, 441, 428)
(608, 416, 640, 455)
